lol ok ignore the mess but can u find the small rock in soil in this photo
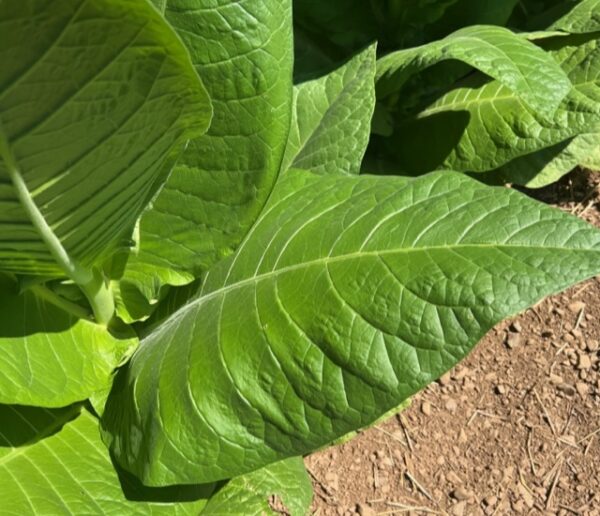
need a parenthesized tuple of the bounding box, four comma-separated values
(483, 495, 498, 507)
(550, 373, 564, 384)
(578, 354, 593, 370)
(557, 383, 576, 396)
(450, 501, 467, 516)
(495, 384, 507, 395)
(505, 334, 522, 349)
(576, 382, 590, 396)
(421, 401, 432, 416)
(451, 487, 471, 501)
(569, 301, 586, 313)
(588, 339, 599, 351)
(510, 321, 522, 333)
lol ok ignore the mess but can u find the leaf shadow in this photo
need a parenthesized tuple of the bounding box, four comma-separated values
(0, 403, 79, 447)
(113, 456, 219, 504)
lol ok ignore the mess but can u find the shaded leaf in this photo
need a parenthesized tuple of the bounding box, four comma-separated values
(0, 274, 136, 407)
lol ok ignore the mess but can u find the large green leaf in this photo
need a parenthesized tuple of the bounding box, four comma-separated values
(0, 274, 136, 407)
(385, 33, 600, 175)
(282, 45, 376, 176)
(116, 0, 294, 322)
(376, 25, 571, 117)
(0, 0, 211, 277)
(0, 404, 214, 514)
(202, 458, 312, 516)
(483, 132, 600, 188)
(104, 170, 600, 485)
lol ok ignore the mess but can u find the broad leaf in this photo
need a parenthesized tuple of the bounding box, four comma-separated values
(483, 132, 600, 188)
(104, 170, 600, 485)
(282, 45, 376, 176)
(0, 0, 211, 276)
(376, 25, 571, 118)
(384, 33, 600, 175)
(0, 274, 136, 407)
(117, 0, 294, 322)
(0, 404, 214, 514)
(202, 458, 312, 516)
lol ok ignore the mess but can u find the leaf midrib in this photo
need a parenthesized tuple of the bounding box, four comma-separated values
(166, 242, 600, 324)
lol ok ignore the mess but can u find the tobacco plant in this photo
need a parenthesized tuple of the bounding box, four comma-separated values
(1, 0, 600, 513)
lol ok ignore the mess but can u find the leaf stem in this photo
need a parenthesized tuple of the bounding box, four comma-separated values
(0, 127, 114, 324)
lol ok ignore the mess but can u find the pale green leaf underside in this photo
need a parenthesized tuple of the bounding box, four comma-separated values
(391, 33, 600, 174)
(104, 170, 600, 485)
(0, 405, 214, 515)
(0, 275, 136, 407)
(0, 0, 211, 276)
(202, 457, 312, 516)
(282, 45, 376, 175)
(488, 132, 600, 188)
(117, 0, 294, 321)
(376, 24, 571, 117)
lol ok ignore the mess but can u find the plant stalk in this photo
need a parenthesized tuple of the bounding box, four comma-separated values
(79, 269, 115, 326)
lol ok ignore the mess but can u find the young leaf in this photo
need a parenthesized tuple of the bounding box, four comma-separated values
(386, 33, 600, 175)
(0, 404, 214, 513)
(116, 0, 294, 322)
(0, 0, 211, 277)
(201, 458, 312, 516)
(376, 25, 571, 118)
(483, 132, 600, 188)
(103, 170, 600, 485)
(282, 45, 376, 175)
(0, 274, 136, 407)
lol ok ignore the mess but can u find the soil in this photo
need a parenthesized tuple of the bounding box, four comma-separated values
(305, 170, 600, 516)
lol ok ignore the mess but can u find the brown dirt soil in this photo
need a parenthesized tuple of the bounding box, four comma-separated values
(305, 170, 600, 516)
